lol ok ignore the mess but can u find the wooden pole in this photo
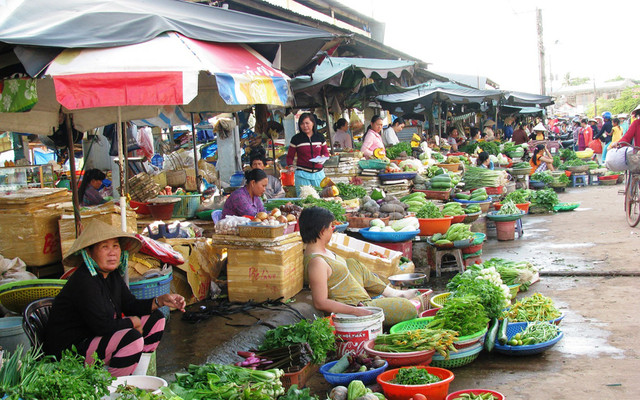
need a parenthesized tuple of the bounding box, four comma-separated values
(121, 121, 129, 195)
(322, 88, 334, 154)
(116, 107, 127, 233)
(190, 113, 201, 193)
(64, 114, 81, 236)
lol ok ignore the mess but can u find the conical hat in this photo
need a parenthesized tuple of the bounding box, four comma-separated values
(483, 120, 496, 127)
(533, 123, 546, 131)
(63, 219, 141, 267)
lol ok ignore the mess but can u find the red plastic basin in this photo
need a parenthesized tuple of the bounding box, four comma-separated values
(363, 340, 435, 368)
(446, 389, 505, 400)
(130, 200, 151, 215)
(418, 216, 453, 236)
(377, 366, 455, 400)
(147, 203, 176, 220)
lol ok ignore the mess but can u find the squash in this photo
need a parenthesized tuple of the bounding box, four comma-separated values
(320, 177, 334, 188)
(373, 147, 386, 159)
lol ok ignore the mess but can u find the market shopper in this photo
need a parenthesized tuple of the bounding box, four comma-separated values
(221, 169, 268, 218)
(249, 149, 285, 199)
(300, 207, 418, 326)
(511, 122, 529, 145)
(530, 123, 547, 141)
(332, 118, 352, 150)
(578, 119, 593, 151)
(44, 220, 185, 377)
(596, 112, 613, 163)
(612, 105, 640, 148)
(530, 144, 555, 174)
(361, 115, 386, 159)
(79, 168, 107, 206)
(611, 118, 623, 144)
(381, 117, 405, 147)
(286, 112, 330, 195)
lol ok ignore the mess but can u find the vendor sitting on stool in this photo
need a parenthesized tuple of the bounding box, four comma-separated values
(221, 169, 268, 218)
(44, 220, 185, 377)
(79, 168, 107, 206)
(300, 206, 418, 326)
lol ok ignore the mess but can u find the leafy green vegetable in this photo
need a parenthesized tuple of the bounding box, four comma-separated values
(392, 367, 442, 385)
(530, 188, 559, 211)
(265, 196, 346, 221)
(564, 158, 587, 167)
(496, 200, 520, 215)
(280, 384, 318, 400)
(427, 295, 489, 336)
(560, 148, 577, 161)
(503, 189, 531, 204)
(552, 155, 562, 169)
(416, 201, 443, 218)
(459, 142, 479, 155)
(386, 142, 412, 159)
(170, 363, 284, 400)
(259, 318, 335, 364)
(447, 265, 509, 319)
(336, 183, 367, 201)
(531, 171, 554, 184)
(478, 141, 501, 156)
(556, 174, 570, 184)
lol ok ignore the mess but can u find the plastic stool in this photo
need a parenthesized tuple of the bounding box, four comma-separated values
(515, 218, 524, 238)
(434, 248, 464, 277)
(571, 174, 588, 187)
(589, 174, 601, 185)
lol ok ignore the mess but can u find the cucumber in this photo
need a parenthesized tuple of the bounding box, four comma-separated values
(435, 239, 453, 245)
(484, 318, 499, 353)
(497, 318, 509, 345)
(432, 233, 443, 241)
(455, 193, 470, 200)
(431, 182, 452, 189)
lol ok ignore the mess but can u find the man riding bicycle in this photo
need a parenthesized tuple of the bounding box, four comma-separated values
(610, 104, 640, 226)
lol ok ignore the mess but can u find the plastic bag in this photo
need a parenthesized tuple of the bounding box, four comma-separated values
(0, 255, 36, 286)
(136, 126, 154, 159)
(605, 147, 631, 171)
(136, 234, 185, 265)
(588, 139, 602, 154)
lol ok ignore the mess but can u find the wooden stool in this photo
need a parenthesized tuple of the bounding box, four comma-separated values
(571, 174, 588, 187)
(434, 248, 464, 277)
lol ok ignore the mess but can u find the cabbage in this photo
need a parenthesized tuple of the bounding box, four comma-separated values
(369, 226, 382, 232)
(391, 216, 419, 231)
(382, 226, 395, 232)
(370, 218, 386, 228)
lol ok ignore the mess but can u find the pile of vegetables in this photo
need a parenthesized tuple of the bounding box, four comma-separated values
(415, 201, 443, 219)
(455, 188, 488, 201)
(426, 295, 490, 336)
(501, 321, 559, 346)
(447, 265, 511, 319)
(259, 318, 335, 364)
(586, 160, 599, 170)
(235, 344, 313, 372)
(445, 156, 461, 164)
(477, 141, 501, 156)
(431, 223, 475, 245)
(368, 217, 419, 233)
(441, 202, 465, 216)
(169, 363, 284, 399)
(327, 353, 386, 374)
(560, 148, 578, 161)
(356, 195, 409, 220)
(386, 142, 413, 159)
(531, 171, 554, 184)
(401, 192, 430, 214)
(503, 293, 562, 322)
(329, 380, 384, 400)
(374, 329, 458, 358)
(564, 158, 587, 167)
(496, 200, 520, 215)
(511, 161, 530, 169)
(399, 159, 423, 172)
(482, 258, 538, 290)
(464, 204, 482, 214)
(463, 166, 509, 189)
(392, 367, 441, 385)
(555, 173, 571, 184)
(425, 165, 447, 178)
(0, 347, 113, 400)
(503, 189, 531, 204)
(429, 172, 455, 191)
(280, 385, 319, 400)
(450, 392, 500, 400)
(336, 183, 366, 201)
(530, 188, 559, 211)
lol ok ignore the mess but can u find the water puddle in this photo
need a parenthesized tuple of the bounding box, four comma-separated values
(546, 242, 596, 249)
(554, 308, 625, 359)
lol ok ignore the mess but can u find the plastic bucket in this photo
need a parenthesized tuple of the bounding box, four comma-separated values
(333, 307, 384, 357)
(0, 316, 31, 352)
(495, 220, 516, 241)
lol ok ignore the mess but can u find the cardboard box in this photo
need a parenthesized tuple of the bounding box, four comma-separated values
(328, 233, 406, 283)
(227, 241, 303, 302)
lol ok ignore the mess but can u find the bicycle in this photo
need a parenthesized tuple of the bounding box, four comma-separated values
(617, 142, 640, 227)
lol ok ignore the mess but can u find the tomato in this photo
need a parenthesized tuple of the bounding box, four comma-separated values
(413, 394, 427, 400)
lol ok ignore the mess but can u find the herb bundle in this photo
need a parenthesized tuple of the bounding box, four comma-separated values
(259, 318, 335, 364)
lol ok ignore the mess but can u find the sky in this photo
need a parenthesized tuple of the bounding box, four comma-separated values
(336, 0, 640, 94)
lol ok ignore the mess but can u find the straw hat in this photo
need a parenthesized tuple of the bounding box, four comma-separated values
(63, 220, 142, 267)
(504, 116, 515, 125)
(533, 122, 546, 131)
(483, 120, 496, 127)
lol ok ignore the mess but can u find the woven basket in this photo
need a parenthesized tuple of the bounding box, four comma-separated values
(429, 292, 451, 308)
(0, 279, 66, 314)
(281, 363, 319, 390)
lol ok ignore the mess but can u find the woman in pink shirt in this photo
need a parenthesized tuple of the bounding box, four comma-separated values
(361, 115, 385, 159)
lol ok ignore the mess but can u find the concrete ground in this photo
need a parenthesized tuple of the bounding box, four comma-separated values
(157, 183, 640, 399)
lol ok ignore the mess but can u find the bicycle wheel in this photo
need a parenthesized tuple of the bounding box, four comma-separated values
(626, 176, 640, 227)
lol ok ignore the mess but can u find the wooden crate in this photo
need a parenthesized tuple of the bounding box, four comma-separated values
(0, 206, 65, 266)
(226, 240, 303, 302)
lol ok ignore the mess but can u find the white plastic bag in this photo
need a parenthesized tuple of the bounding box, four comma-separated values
(605, 147, 631, 171)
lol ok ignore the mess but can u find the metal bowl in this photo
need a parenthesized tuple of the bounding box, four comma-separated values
(387, 273, 427, 288)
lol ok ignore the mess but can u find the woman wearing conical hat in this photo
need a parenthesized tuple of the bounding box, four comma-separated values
(44, 220, 185, 377)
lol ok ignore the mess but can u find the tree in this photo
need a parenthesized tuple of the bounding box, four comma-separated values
(606, 76, 625, 82)
(585, 85, 640, 117)
(563, 73, 590, 87)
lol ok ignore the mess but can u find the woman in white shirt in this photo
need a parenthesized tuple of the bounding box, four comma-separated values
(382, 117, 405, 147)
(332, 118, 352, 149)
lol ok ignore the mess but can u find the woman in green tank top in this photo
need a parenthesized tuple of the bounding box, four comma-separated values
(299, 207, 418, 326)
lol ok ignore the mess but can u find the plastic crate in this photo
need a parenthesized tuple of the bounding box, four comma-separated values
(157, 194, 202, 218)
(130, 272, 173, 318)
(280, 363, 319, 390)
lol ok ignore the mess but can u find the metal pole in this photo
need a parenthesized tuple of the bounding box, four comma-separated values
(190, 113, 201, 193)
(64, 114, 82, 236)
(121, 121, 129, 195)
(116, 107, 127, 233)
(536, 8, 547, 96)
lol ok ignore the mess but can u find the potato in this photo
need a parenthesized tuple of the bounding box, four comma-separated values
(286, 214, 296, 222)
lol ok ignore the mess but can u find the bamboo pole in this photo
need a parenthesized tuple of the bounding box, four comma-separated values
(65, 114, 81, 236)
